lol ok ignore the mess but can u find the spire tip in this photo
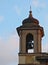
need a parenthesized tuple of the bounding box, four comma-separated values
(30, 6, 31, 11)
(29, 6, 32, 18)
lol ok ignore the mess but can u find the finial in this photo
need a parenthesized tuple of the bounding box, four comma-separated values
(29, 6, 32, 18)
(30, 6, 31, 11)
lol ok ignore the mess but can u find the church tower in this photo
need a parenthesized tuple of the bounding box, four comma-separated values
(17, 9, 48, 65)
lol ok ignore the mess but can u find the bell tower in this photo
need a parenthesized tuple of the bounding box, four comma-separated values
(16, 9, 48, 65)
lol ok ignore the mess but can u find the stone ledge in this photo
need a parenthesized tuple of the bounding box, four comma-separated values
(18, 53, 48, 56)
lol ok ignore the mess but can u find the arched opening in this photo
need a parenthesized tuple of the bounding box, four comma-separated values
(26, 33, 34, 53)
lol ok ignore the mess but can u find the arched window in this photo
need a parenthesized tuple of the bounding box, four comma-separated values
(26, 33, 34, 53)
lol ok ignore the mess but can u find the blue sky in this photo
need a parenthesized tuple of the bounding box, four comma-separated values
(0, 0, 48, 65)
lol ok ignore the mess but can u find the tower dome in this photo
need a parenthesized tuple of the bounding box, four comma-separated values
(17, 9, 44, 37)
(22, 10, 39, 25)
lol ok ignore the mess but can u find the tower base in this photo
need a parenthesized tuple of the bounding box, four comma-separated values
(18, 53, 48, 65)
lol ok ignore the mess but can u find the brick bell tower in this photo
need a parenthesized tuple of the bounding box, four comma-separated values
(16, 8, 48, 65)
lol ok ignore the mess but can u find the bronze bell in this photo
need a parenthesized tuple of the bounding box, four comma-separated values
(27, 40, 34, 49)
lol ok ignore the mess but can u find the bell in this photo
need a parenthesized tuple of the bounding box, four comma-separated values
(27, 42, 34, 49)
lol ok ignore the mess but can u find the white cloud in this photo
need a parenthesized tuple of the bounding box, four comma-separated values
(32, 0, 39, 7)
(14, 5, 21, 15)
(0, 32, 19, 65)
(32, 0, 46, 8)
(40, 2, 46, 8)
(0, 16, 4, 22)
(42, 43, 48, 52)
